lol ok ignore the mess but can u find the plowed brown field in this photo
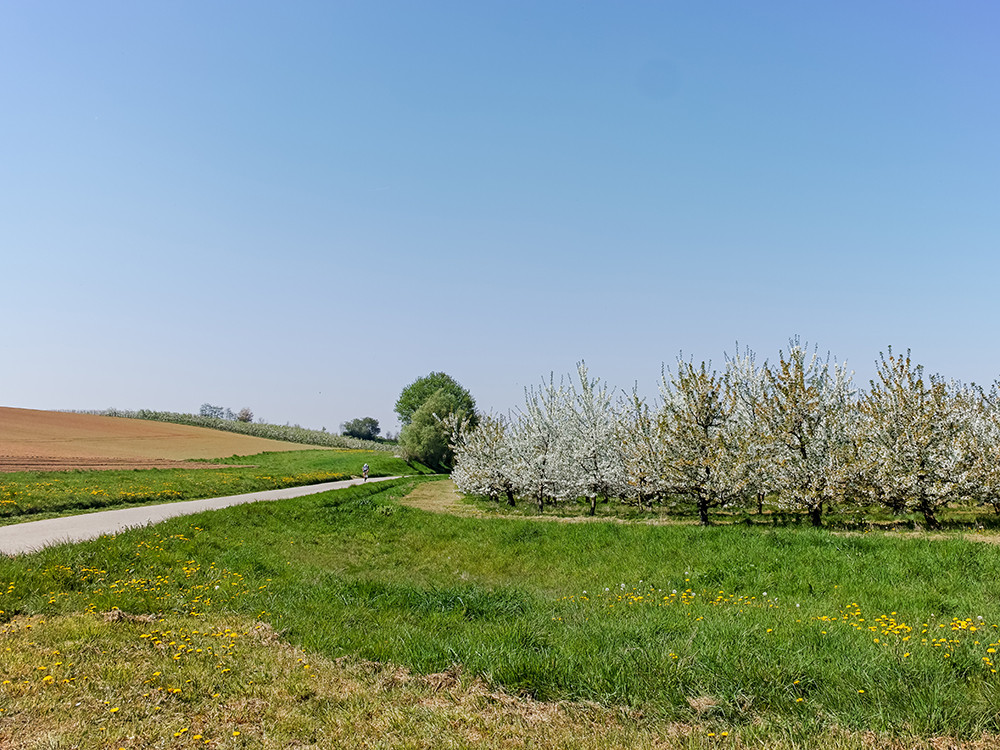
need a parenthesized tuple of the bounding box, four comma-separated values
(0, 407, 330, 472)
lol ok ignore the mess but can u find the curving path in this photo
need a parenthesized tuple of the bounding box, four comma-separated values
(0, 476, 400, 556)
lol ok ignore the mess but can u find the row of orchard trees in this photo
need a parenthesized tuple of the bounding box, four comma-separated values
(450, 342, 1000, 528)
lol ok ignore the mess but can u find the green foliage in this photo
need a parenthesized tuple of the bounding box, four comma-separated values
(199, 403, 227, 419)
(394, 372, 476, 427)
(340, 416, 380, 441)
(3, 480, 1000, 741)
(398, 389, 471, 471)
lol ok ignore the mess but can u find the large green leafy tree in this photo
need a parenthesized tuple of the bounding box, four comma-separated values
(396, 372, 477, 471)
(395, 372, 476, 426)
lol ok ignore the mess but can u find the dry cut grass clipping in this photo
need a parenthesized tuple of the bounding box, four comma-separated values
(399, 479, 484, 517)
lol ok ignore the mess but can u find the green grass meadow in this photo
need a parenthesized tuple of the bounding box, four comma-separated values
(0, 449, 428, 524)
(3, 476, 1000, 747)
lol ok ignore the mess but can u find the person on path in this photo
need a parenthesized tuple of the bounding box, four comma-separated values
(362, 463, 369, 481)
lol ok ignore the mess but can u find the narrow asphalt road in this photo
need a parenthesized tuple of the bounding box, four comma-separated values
(0, 476, 400, 556)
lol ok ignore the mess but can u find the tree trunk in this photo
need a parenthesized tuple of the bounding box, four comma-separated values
(914, 480, 940, 528)
(536, 493, 544, 513)
(505, 488, 516, 507)
(920, 502, 940, 530)
(809, 503, 823, 527)
(698, 492, 710, 526)
(757, 492, 764, 515)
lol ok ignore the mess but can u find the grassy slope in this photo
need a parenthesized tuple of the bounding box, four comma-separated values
(2, 478, 1000, 747)
(3, 612, 710, 750)
(0, 450, 431, 524)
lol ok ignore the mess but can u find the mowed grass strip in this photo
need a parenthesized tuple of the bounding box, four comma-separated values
(9, 615, 986, 750)
(0, 450, 428, 524)
(2, 477, 1000, 747)
(0, 612, 702, 750)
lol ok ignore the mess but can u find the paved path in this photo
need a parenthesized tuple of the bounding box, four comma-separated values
(0, 476, 400, 556)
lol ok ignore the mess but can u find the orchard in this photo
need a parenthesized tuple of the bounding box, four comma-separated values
(451, 342, 1000, 528)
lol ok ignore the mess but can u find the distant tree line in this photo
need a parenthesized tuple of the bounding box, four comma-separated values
(451, 342, 1000, 528)
(340, 416, 382, 441)
(199, 403, 254, 423)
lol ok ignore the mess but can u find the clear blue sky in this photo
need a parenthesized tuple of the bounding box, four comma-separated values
(3, 2, 998, 433)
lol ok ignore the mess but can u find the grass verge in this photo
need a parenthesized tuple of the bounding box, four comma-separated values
(0, 611, 705, 750)
(0, 450, 430, 525)
(2, 477, 1000, 747)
